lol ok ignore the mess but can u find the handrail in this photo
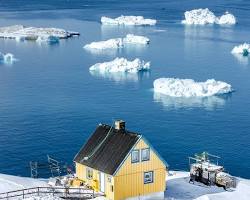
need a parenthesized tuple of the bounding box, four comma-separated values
(0, 186, 97, 199)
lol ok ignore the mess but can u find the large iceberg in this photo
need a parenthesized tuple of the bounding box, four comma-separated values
(231, 43, 250, 56)
(0, 25, 79, 43)
(84, 34, 149, 50)
(101, 16, 157, 26)
(0, 52, 16, 64)
(153, 78, 232, 97)
(89, 58, 150, 73)
(182, 8, 236, 25)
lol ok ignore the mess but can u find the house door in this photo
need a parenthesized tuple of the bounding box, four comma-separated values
(100, 172, 105, 193)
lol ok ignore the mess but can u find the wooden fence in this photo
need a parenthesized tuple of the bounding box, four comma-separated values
(0, 186, 98, 199)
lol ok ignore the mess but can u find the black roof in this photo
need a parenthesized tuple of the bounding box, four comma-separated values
(74, 124, 141, 175)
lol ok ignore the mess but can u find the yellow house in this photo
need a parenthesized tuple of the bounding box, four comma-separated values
(74, 120, 168, 200)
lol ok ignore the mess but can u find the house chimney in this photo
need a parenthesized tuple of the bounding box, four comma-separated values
(115, 120, 125, 130)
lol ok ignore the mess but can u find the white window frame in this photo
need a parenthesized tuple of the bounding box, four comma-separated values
(144, 171, 154, 184)
(141, 148, 150, 161)
(131, 149, 140, 163)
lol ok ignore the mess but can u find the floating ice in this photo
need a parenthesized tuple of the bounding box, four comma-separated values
(231, 43, 250, 56)
(123, 34, 150, 44)
(84, 38, 123, 50)
(153, 78, 232, 97)
(101, 16, 157, 26)
(36, 35, 60, 44)
(0, 25, 79, 43)
(89, 58, 150, 73)
(217, 12, 237, 25)
(84, 34, 149, 50)
(182, 8, 236, 25)
(0, 52, 16, 64)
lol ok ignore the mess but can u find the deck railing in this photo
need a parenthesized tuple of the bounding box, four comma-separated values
(0, 186, 97, 199)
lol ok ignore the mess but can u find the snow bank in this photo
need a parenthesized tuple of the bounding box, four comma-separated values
(101, 16, 156, 26)
(0, 173, 48, 193)
(0, 25, 79, 43)
(231, 43, 250, 56)
(182, 9, 236, 25)
(153, 78, 232, 97)
(89, 58, 150, 73)
(84, 34, 149, 50)
(0, 52, 17, 64)
(24, 195, 62, 200)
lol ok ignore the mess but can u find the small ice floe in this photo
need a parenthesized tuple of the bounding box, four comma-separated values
(123, 34, 150, 44)
(182, 8, 236, 25)
(101, 16, 157, 26)
(84, 38, 123, 50)
(0, 52, 17, 64)
(153, 78, 232, 97)
(89, 57, 150, 73)
(84, 34, 149, 50)
(217, 12, 237, 25)
(231, 43, 250, 56)
(0, 25, 79, 43)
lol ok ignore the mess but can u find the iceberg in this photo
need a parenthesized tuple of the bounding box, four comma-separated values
(123, 34, 150, 44)
(89, 58, 150, 73)
(0, 52, 16, 64)
(217, 12, 237, 25)
(231, 43, 250, 56)
(0, 25, 79, 43)
(182, 8, 236, 25)
(153, 78, 232, 97)
(84, 34, 149, 50)
(36, 35, 60, 44)
(84, 38, 123, 50)
(101, 16, 157, 26)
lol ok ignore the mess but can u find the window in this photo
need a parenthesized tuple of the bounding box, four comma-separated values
(131, 150, 140, 163)
(86, 168, 93, 179)
(141, 148, 150, 161)
(107, 176, 112, 183)
(144, 171, 154, 184)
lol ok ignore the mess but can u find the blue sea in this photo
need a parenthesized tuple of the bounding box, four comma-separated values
(0, 0, 250, 178)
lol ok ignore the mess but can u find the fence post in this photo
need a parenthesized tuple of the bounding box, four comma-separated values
(23, 190, 25, 199)
(38, 187, 40, 196)
(7, 192, 9, 200)
(92, 189, 94, 199)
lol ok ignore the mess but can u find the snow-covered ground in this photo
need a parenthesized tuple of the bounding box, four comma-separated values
(182, 9, 236, 25)
(83, 34, 150, 50)
(101, 16, 157, 26)
(1, 171, 250, 200)
(89, 58, 150, 73)
(166, 171, 250, 200)
(0, 173, 48, 193)
(153, 78, 232, 97)
(0, 25, 79, 43)
(0, 52, 17, 64)
(231, 43, 250, 56)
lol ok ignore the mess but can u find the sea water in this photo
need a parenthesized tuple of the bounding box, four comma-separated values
(0, 0, 250, 178)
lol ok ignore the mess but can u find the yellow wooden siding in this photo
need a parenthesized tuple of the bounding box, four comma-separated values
(114, 138, 167, 200)
(75, 162, 115, 200)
